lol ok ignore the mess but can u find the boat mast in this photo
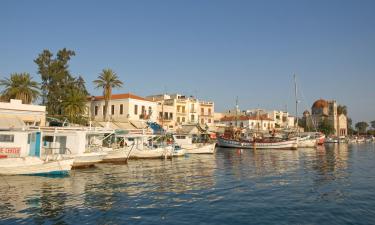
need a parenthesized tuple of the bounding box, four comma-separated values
(294, 74, 299, 130)
(235, 96, 239, 127)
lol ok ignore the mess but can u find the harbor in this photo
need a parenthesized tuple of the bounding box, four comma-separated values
(2, 0, 375, 224)
(1, 143, 375, 224)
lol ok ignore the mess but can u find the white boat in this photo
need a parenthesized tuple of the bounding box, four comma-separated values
(298, 136, 317, 148)
(35, 127, 110, 168)
(173, 134, 216, 154)
(325, 137, 339, 143)
(103, 132, 185, 160)
(251, 138, 298, 150)
(0, 129, 73, 175)
(0, 157, 74, 176)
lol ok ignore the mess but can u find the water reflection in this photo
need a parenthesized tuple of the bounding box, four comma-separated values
(0, 155, 217, 222)
(1, 144, 375, 225)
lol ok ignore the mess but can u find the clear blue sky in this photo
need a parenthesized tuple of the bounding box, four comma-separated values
(1, 0, 374, 123)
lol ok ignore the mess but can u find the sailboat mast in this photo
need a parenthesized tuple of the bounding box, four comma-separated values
(294, 74, 299, 129)
(236, 96, 238, 127)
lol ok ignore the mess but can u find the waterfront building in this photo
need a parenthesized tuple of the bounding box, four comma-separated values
(306, 99, 347, 136)
(146, 94, 215, 130)
(220, 115, 275, 131)
(244, 109, 295, 129)
(87, 93, 157, 126)
(0, 99, 46, 126)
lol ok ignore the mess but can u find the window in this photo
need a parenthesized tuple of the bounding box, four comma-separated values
(191, 104, 195, 112)
(141, 106, 146, 115)
(159, 112, 163, 119)
(111, 105, 115, 115)
(134, 105, 138, 115)
(169, 113, 173, 119)
(191, 114, 195, 121)
(208, 119, 211, 123)
(94, 106, 99, 116)
(164, 112, 168, 119)
(201, 119, 204, 124)
(148, 106, 152, 116)
(182, 117, 185, 122)
(201, 108, 204, 114)
(182, 106, 185, 113)
(208, 108, 211, 115)
(0, 134, 14, 143)
(103, 106, 106, 115)
(177, 106, 181, 112)
(120, 104, 123, 115)
(177, 117, 180, 123)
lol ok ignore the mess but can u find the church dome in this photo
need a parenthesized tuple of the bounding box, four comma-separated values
(312, 99, 328, 109)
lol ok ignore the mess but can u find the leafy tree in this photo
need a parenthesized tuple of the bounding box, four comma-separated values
(318, 118, 335, 136)
(346, 117, 355, 135)
(337, 105, 347, 115)
(0, 73, 40, 104)
(93, 69, 123, 121)
(355, 121, 369, 134)
(34, 48, 89, 119)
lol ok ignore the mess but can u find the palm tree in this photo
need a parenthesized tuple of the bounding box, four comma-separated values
(62, 89, 87, 124)
(93, 69, 123, 121)
(0, 73, 40, 104)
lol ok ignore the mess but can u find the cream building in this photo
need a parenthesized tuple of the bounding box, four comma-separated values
(87, 93, 157, 123)
(146, 94, 215, 129)
(0, 99, 46, 126)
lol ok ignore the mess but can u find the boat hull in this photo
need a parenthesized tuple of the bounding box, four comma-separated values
(217, 137, 297, 150)
(217, 137, 253, 149)
(298, 138, 317, 148)
(72, 152, 107, 168)
(0, 157, 74, 176)
(184, 143, 216, 154)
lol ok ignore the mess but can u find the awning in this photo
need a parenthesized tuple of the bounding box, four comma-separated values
(0, 117, 25, 130)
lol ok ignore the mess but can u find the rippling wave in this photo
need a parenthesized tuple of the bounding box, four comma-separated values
(1, 143, 375, 224)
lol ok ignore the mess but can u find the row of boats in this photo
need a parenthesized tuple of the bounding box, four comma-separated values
(0, 126, 216, 176)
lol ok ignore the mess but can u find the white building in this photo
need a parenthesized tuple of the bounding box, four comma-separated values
(220, 115, 275, 131)
(87, 93, 157, 123)
(0, 99, 46, 126)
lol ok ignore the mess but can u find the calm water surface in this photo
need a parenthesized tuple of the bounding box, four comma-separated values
(1, 143, 375, 225)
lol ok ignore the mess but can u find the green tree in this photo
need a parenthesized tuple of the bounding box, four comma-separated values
(337, 105, 348, 115)
(371, 120, 375, 130)
(34, 48, 89, 119)
(93, 69, 123, 122)
(0, 73, 40, 104)
(61, 88, 87, 124)
(318, 118, 335, 136)
(355, 121, 369, 134)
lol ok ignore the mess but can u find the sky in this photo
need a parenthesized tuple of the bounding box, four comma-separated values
(0, 0, 374, 123)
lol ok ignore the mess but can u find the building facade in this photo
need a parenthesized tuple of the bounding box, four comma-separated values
(220, 115, 275, 131)
(146, 94, 215, 130)
(0, 99, 46, 126)
(307, 99, 347, 136)
(87, 93, 157, 123)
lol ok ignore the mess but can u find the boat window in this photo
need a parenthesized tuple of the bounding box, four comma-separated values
(0, 134, 14, 143)
(175, 136, 186, 139)
(127, 138, 135, 141)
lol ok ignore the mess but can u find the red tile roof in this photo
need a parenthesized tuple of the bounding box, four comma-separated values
(220, 115, 273, 122)
(89, 93, 154, 102)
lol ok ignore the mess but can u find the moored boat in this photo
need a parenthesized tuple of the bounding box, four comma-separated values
(0, 157, 74, 176)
